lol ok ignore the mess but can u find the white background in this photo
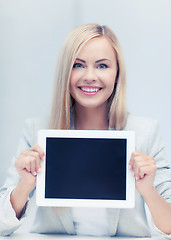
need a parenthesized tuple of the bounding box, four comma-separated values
(0, 0, 171, 186)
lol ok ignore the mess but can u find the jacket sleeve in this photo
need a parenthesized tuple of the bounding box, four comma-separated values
(0, 119, 35, 236)
(145, 120, 171, 238)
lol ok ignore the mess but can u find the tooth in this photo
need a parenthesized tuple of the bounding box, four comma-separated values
(81, 87, 100, 92)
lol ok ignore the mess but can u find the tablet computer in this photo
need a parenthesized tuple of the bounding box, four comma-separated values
(36, 130, 135, 208)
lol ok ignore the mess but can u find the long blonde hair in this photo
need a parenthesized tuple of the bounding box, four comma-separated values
(49, 24, 127, 130)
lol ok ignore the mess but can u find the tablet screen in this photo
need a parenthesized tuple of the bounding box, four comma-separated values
(45, 137, 126, 200)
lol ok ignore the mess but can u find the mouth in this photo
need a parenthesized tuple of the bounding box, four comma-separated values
(78, 86, 102, 94)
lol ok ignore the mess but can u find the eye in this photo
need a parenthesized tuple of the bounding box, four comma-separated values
(73, 63, 84, 69)
(97, 64, 108, 69)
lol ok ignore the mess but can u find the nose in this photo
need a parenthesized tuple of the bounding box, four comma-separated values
(83, 67, 97, 83)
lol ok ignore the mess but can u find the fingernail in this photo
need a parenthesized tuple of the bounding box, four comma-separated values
(135, 177, 138, 181)
(34, 171, 37, 176)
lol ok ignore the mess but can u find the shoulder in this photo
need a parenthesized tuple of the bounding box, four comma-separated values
(22, 116, 50, 147)
(124, 114, 163, 155)
(124, 113, 158, 132)
(24, 116, 49, 130)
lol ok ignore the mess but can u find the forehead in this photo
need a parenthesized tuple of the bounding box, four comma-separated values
(77, 37, 116, 60)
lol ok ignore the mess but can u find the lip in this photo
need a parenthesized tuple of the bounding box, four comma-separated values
(78, 86, 102, 96)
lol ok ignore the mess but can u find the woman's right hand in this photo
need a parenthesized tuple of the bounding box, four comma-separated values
(10, 145, 44, 218)
(15, 144, 45, 191)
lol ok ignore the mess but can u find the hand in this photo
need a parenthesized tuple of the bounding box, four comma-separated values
(15, 144, 45, 191)
(129, 151, 157, 197)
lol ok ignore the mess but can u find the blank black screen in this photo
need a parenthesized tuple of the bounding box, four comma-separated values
(45, 137, 126, 200)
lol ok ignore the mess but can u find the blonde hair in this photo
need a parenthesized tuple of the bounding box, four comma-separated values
(49, 23, 127, 130)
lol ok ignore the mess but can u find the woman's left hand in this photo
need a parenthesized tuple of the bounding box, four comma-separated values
(129, 151, 157, 197)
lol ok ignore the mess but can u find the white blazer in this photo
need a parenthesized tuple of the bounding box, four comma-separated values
(0, 114, 171, 238)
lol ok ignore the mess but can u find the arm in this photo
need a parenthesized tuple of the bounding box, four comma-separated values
(143, 186, 171, 234)
(0, 118, 45, 236)
(130, 151, 171, 234)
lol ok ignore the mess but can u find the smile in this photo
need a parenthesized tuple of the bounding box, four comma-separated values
(79, 87, 102, 93)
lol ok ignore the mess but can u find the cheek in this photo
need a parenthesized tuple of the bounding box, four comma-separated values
(105, 73, 116, 88)
(70, 70, 83, 84)
(69, 82, 74, 97)
(69, 72, 75, 85)
(108, 84, 115, 98)
(69, 73, 78, 97)
(69, 73, 76, 93)
(104, 74, 116, 98)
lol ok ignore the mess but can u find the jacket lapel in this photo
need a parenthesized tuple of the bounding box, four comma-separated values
(58, 207, 76, 235)
(107, 208, 120, 236)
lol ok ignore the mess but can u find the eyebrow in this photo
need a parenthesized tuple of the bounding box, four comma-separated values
(96, 58, 111, 63)
(76, 58, 86, 63)
(75, 58, 111, 63)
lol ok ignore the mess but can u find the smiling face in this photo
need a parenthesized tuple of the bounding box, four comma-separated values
(70, 36, 118, 111)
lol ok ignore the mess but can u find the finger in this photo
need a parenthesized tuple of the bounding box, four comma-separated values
(132, 164, 140, 180)
(131, 153, 153, 168)
(30, 144, 45, 160)
(28, 151, 41, 172)
(131, 154, 153, 179)
(139, 166, 147, 179)
(134, 161, 156, 181)
(129, 151, 136, 169)
(129, 152, 141, 171)
(30, 156, 37, 176)
(24, 156, 32, 172)
(139, 164, 157, 179)
(15, 147, 44, 175)
(20, 152, 37, 174)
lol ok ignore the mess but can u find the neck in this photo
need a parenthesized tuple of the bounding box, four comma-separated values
(74, 104, 109, 130)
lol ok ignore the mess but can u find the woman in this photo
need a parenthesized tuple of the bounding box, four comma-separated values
(0, 23, 171, 237)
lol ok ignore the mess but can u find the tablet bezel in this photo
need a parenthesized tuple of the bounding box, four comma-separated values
(36, 130, 135, 208)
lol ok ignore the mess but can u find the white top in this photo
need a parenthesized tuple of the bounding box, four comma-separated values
(72, 207, 109, 236)
(0, 233, 162, 240)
